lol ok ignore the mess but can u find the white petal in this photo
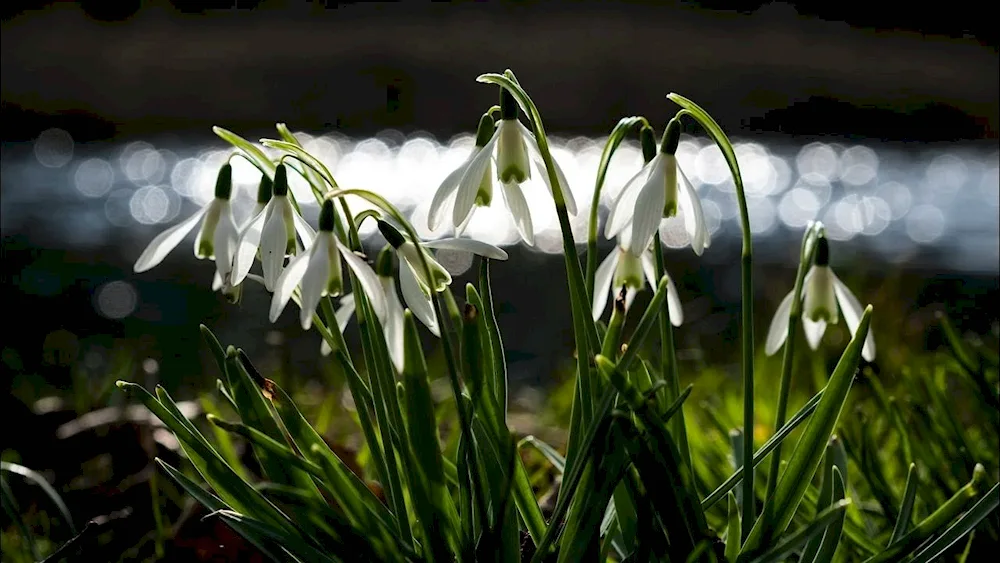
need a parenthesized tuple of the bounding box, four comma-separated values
(260, 211, 288, 291)
(623, 287, 638, 311)
(320, 340, 333, 356)
(231, 205, 268, 286)
(832, 273, 875, 361)
(213, 208, 239, 282)
(605, 156, 657, 239)
(519, 121, 577, 215)
(500, 181, 534, 246)
(212, 270, 223, 291)
(765, 290, 796, 356)
(400, 263, 439, 336)
(293, 211, 317, 247)
(665, 273, 684, 327)
(268, 251, 310, 322)
(678, 167, 710, 256)
(133, 205, 209, 273)
(591, 249, 620, 320)
(299, 242, 332, 330)
(424, 237, 508, 260)
(338, 240, 387, 322)
(429, 154, 473, 230)
(627, 164, 667, 256)
(803, 318, 828, 350)
(453, 135, 499, 228)
(334, 293, 356, 332)
(380, 278, 406, 373)
(640, 253, 683, 327)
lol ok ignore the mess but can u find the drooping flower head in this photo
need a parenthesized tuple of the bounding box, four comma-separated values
(232, 164, 316, 291)
(134, 163, 238, 285)
(592, 218, 683, 326)
(428, 88, 577, 246)
(765, 235, 876, 361)
(269, 198, 386, 330)
(378, 219, 508, 335)
(605, 119, 710, 257)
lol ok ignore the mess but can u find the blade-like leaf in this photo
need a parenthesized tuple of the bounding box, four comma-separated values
(742, 305, 873, 553)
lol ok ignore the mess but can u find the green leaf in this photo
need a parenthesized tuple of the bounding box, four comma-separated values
(810, 467, 847, 563)
(702, 385, 825, 510)
(725, 493, 742, 562)
(865, 464, 988, 563)
(745, 499, 851, 563)
(156, 459, 290, 563)
(401, 310, 459, 561)
(1, 461, 76, 534)
(518, 436, 566, 474)
(742, 305, 873, 553)
(908, 482, 998, 563)
(889, 463, 919, 545)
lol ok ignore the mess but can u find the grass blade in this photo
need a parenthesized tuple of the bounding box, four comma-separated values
(889, 462, 919, 545)
(908, 482, 999, 563)
(742, 305, 873, 553)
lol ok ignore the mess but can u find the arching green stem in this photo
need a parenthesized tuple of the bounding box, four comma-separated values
(668, 93, 755, 540)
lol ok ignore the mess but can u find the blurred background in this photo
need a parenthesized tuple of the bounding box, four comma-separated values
(1, 1, 998, 560)
(2, 0, 998, 391)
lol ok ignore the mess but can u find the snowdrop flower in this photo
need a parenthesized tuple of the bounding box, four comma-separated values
(212, 174, 273, 301)
(605, 119, 710, 257)
(592, 229, 683, 326)
(765, 236, 876, 361)
(377, 219, 508, 336)
(134, 164, 238, 283)
(428, 89, 577, 245)
(269, 199, 386, 331)
(231, 164, 316, 291)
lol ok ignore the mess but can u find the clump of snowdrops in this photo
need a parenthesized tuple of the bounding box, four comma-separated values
(115, 69, 998, 562)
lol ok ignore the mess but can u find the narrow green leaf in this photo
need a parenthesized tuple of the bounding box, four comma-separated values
(519, 436, 566, 474)
(478, 258, 508, 416)
(865, 464, 988, 563)
(889, 463, 919, 545)
(1, 461, 76, 534)
(702, 386, 825, 510)
(402, 310, 459, 561)
(742, 305, 873, 553)
(725, 493, 742, 562)
(745, 499, 851, 563)
(909, 482, 999, 563)
(810, 467, 847, 563)
(1, 474, 38, 560)
(214, 510, 338, 563)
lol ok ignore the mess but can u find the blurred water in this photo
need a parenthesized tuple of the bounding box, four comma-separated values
(3, 128, 998, 276)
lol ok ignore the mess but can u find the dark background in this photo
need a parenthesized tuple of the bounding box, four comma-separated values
(3, 0, 998, 143)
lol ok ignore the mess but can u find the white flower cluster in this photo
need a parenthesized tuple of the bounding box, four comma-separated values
(135, 93, 874, 364)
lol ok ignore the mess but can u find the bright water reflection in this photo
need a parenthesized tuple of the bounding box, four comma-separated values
(4, 127, 998, 273)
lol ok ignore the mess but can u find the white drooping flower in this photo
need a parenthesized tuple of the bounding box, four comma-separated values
(269, 199, 387, 331)
(765, 236, 876, 361)
(231, 164, 316, 291)
(427, 89, 577, 246)
(605, 119, 710, 257)
(212, 173, 274, 302)
(592, 229, 683, 326)
(378, 219, 508, 339)
(134, 164, 239, 285)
